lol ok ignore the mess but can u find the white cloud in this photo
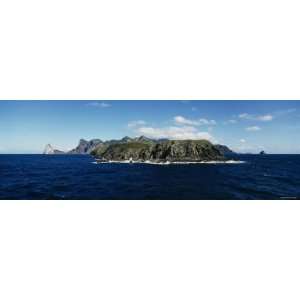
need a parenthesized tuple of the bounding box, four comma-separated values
(199, 118, 217, 125)
(257, 114, 273, 121)
(224, 119, 237, 125)
(174, 115, 216, 126)
(238, 109, 295, 124)
(246, 126, 261, 131)
(240, 139, 246, 143)
(239, 113, 250, 119)
(129, 115, 217, 142)
(239, 113, 273, 122)
(136, 125, 215, 141)
(174, 116, 198, 126)
(128, 120, 146, 128)
(87, 102, 111, 108)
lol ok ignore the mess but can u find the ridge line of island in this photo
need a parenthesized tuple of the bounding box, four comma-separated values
(43, 136, 265, 164)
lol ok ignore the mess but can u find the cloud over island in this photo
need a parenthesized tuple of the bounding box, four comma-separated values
(135, 126, 214, 141)
(174, 116, 216, 126)
(128, 115, 216, 142)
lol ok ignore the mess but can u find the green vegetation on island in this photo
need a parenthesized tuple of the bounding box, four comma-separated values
(44, 136, 236, 162)
(91, 139, 225, 162)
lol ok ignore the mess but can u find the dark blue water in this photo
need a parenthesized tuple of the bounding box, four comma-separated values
(0, 154, 299, 199)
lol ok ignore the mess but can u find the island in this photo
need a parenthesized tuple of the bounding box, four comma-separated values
(91, 139, 226, 163)
(43, 136, 237, 163)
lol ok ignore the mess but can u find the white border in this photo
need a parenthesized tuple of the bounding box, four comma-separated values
(0, 200, 300, 300)
(0, 0, 299, 100)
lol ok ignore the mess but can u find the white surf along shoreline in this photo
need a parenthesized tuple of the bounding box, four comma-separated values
(93, 159, 246, 165)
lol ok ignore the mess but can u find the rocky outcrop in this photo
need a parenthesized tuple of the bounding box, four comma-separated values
(97, 142, 151, 161)
(133, 135, 155, 143)
(214, 144, 235, 155)
(149, 140, 223, 161)
(121, 136, 134, 143)
(43, 144, 65, 154)
(92, 139, 224, 162)
(68, 139, 103, 154)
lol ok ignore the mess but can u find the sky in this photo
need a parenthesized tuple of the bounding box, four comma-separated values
(0, 100, 299, 154)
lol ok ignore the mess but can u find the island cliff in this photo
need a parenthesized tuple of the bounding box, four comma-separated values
(215, 144, 235, 156)
(43, 136, 234, 162)
(69, 139, 103, 154)
(91, 139, 224, 162)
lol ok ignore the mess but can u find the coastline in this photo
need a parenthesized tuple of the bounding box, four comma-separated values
(93, 159, 245, 165)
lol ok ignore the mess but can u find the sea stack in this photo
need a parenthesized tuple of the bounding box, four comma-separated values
(43, 144, 64, 154)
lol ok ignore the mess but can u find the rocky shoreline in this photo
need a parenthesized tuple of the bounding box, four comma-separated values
(94, 159, 244, 165)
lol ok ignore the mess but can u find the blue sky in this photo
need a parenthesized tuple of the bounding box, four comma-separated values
(0, 100, 299, 154)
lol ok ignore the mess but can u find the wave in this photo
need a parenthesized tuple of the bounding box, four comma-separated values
(93, 159, 246, 165)
(171, 160, 245, 164)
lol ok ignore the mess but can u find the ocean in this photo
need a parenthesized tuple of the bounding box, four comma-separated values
(0, 154, 299, 200)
